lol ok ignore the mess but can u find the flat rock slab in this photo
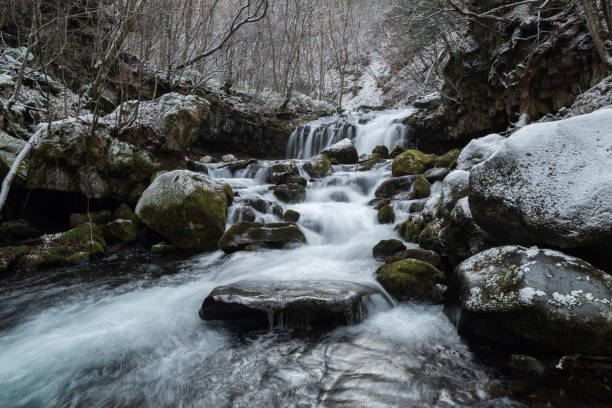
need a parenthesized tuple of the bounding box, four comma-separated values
(200, 280, 387, 329)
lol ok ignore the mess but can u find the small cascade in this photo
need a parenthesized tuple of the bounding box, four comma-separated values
(286, 107, 415, 159)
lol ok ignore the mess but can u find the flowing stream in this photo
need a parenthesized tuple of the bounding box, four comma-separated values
(0, 109, 520, 408)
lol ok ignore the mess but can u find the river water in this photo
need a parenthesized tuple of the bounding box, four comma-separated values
(0, 109, 521, 407)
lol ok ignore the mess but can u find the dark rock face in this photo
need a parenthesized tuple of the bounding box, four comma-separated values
(469, 110, 612, 249)
(447, 246, 612, 356)
(0, 220, 40, 244)
(218, 221, 306, 253)
(197, 100, 295, 158)
(411, 1, 608, 149)
(199, 280, 388, 329)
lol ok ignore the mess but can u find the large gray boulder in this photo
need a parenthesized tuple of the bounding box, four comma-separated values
(322, 138, 359, 164)
(469, 109, 612, 248)
(200, 280, 388, 329)
(135, 170, 232, 251)
(448, 245, 612, 355)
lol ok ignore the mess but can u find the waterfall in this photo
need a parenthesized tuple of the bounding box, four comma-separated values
(286, 108, 415, 159)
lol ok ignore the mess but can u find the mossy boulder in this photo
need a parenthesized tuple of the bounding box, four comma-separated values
(372, 145, 389, 158)
(375, 199, 390, 210)
(103, 219, 138, 243)
(448, 246, 612, 355)
(391, 150, 435, 177)
(434, 148, 461, 168)
(376, 259, 445, 302)
(69, 210, 112, 228)
(218, 221, 307, 253)
(410, 174, 431, 199)
(303, 154, 334, 178)
(377, 204, 395, 224)
(135, 170, 232, 251)
(322, 138, 359, 164)
(372, 239, 406, 260)
(399, 213, 426, 242)
(0, 219, 40, 244)
(0, 246, 27, 272)
(389, 146, 407, 159)
(274, 183, 306, 203)
(385, 248, 441, 267)
(283, 209, 301, 223)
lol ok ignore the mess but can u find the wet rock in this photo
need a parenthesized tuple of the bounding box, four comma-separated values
(322, 138, 359, 164)
(218, 221, 306, 253)
(435, 148, 461, 168)
(372, 239, 406, 260)
(385, 248, 441, 268)
(303, 154, 334, 178)
(0, 219, 40, 244)
(329, 191, 350, 202)
(410, 174, 431, 199)
(135, 170, 232, 251)
(69, 210, 112, 228)
(268, 161, 300, 184)
(509, 355, 546, 376)
(234, 206, 257, 222)
(283, 210, 300, 223)
(423, 167, 451, 183)
(456, 134, 505, 171)
(376, 259, 445, 302)
(392, 150, 435, 177)
(103, 219, 137, 243)
(448, 245, 612, 355)
(200, 155, 216, 163)
(389, 145, 407, 159)
(274, 183, 306, 203)
(469, 109, 612, 249)
(377, 204, 395, 224)
(375, 176, 415, 199)
(372, 145, 389, 158)
(200, 280, 385, 328)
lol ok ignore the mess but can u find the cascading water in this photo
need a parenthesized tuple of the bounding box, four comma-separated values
(0, 109, 522, 408)
(286, 108, 416, 159)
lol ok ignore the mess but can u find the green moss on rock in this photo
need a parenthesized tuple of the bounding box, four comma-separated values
(135, 170, 232, 251)
(377, 205, 395, 224)
(0, 246, 27, 272)
(392, 150, 435, 177)
(103, 219, 138, 243)
(69, 210, 112, 228)
(410, 174, 431, 199)
(376, 259, 445, 302)
(434, 149, 461, 168)
(218, 221, 306, 253)
(385, 248, 441, 267)
(303, 154, 334, 178)
(372, 239, 406, 260)
(399, 214, 426, 242)
(389, 146, 407, 159)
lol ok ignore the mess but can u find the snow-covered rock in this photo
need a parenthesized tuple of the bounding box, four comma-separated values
(456, 134, 505, 171)
(135, 170, 233, 251)
(437, 170, 470, 218)
(322, 138, 358, 164)
(448, 245, 612, 355)
(469, 108, 612, 248)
